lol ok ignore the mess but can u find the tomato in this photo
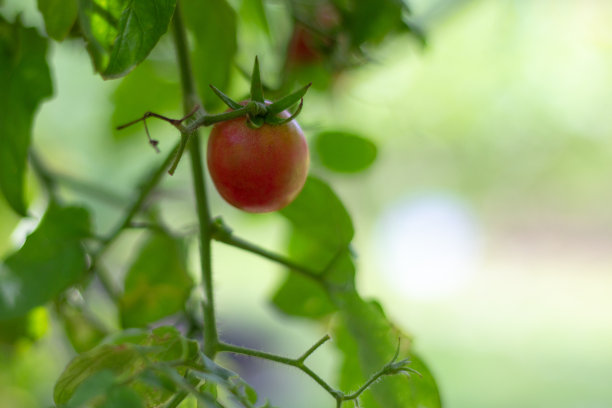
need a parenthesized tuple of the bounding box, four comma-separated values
(207, 107, 309, 213)
(287, 25, 323, 65)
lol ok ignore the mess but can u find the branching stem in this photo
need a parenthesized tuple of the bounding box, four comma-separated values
(218, 335, 416, 407)
(218, 335, 341, 399)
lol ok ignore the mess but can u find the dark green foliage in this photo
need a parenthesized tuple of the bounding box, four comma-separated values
(0, 15, 53, 215)
(78, 0, 176, 78)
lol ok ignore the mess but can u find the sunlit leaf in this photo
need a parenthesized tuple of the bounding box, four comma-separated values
(37, 0, 78, 41)
(54, 326, 199, 406)
(0, 203, 90, 319)
(183, 0, 237, 110)
(78, 0, 176, 79)
(0, 307, 48, 346)
(334, 293, 442, 408)
(0, 194, 19, 256)
(0, 15, 53, 216)
(119, 230, 193, 328)
(314, 131, 378, 173)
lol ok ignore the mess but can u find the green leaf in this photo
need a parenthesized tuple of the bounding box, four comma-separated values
(271, 230, 355, 318)
(111, 60, 180, 140)
(239, 0, 269, 36)
(78, 0, 177, 79)
(272, 272, 335, 318)
(0, 15, 53, 216)
(119, 230, 193, 328)
(0, 203, 90, 319)
(280, 176, 354, 247)
(59, 302, 107, 353)
(314, 131, 378, 173)
(54, 326, 199, 406)
(64, 370, 145, 408)
(100, 386, 144, 408)
(334, 293, 442, 408)
(188, 355, 259, 407)
(37, 0, 78, 41)
(183, 0, 237, 110)
(273, 177, 356, 318)
(64, 370, 116, 408)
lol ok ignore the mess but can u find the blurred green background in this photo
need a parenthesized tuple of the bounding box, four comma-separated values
(1, 0, 612, 407)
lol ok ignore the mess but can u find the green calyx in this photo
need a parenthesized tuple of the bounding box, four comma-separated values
(210, 56, 311, 129)
(115, 57, 310, 175)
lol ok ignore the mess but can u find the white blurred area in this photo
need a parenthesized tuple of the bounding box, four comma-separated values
(374, 194, 481, 299)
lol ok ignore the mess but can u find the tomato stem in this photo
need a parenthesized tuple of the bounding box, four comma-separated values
(172, 1, 218, 358)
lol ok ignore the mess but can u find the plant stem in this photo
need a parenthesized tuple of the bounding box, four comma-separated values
(99, 142, 179, 250)
(172, 0, 218, 358)
(90, 262, 121, 301)
(54, 173, 126, 207)
(217, 336, 341, 399)
(218, 334, 409, 407)
(212, 231, 323, 284)
(29, 151, 57, 199)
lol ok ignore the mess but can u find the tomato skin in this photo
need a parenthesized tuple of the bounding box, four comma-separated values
(207, 110, 309, 213)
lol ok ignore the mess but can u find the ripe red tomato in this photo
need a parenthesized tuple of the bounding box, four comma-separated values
(207, 107, 309, 213)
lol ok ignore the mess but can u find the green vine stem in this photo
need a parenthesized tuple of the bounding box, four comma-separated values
(217, 335, 416, 407)
(211, 225, 323, 284)
(171, 0, 218, 358)
(217, 336, 340, 399)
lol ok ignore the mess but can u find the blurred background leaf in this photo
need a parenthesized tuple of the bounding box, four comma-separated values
(119, 230, 193, 328)
(313, 130, 378, 173)
(0, 15, 52, 216)
(0, 203, 90, 320)
(36, 0, 77, 41)
(183, 0, 237, 110)
(111, 60, 181, 141)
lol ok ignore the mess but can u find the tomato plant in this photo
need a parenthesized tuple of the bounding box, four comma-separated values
(0, 1, 438, 407)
